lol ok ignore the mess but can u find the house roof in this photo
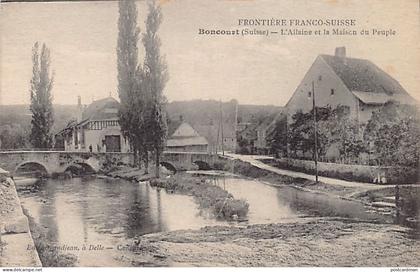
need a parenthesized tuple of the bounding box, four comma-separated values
(171, 122, 201, 138)
(56, 97, 119, 135)
(320, 54, 415, 105)
(82, 97, 119, 121)
(167, 122, 209, 147)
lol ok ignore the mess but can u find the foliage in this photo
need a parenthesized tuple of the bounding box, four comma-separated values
(287, 107, 332, 159)
(142, 0, 168, 177)
(150, 174, 249, 220)
(288, 105, 366, 163)
(364, 102, 420, 168)
(117, 0, 143, 167)
(29, 42, 54, 149)
(266, 114, 287, 156)
(0, 124, 28, 150)
(117, 0, 168, 177)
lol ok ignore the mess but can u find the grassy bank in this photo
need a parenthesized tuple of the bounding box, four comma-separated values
(221, 158, 359, 197)
(150, 174, 249, 220)
(23, 208, 77, 267)
(260, 158, 418, 185)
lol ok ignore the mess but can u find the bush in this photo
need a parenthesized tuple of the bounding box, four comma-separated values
(149, 174, 249, 220)
(386, 167, 419, 184)
(214, 198, 249, 219)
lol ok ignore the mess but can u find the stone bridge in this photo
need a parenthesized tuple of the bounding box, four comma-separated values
(0, 151, 220, 176)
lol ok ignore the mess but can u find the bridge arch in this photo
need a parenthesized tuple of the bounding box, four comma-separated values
(64, 162, 96, 175)
(160, 162, 177, 174)
(193, 160, 212, 170)
(14, 161, 49, 177)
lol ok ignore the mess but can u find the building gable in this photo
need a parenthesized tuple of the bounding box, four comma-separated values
(285, 55, 358, 119)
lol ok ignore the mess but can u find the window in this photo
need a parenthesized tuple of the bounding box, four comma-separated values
(308, 92, 312, 98)
(318, 75, 322, 81)
(330, 89, 335, 95)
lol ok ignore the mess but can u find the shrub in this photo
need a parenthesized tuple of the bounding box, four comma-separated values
(386, 167, 419, 184)
(149, 174, 249, 220)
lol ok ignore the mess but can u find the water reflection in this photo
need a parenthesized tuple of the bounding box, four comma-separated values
(207, 175, 392, 224)
(211, 177, 300, 224)
(17, 177, 225, 266)
(17, 173, 406, 266)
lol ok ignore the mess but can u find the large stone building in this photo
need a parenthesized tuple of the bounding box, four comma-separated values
(57, 96, 130, 153)
(285, 47, 416, 124)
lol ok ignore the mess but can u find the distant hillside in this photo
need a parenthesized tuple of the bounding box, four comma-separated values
(0, 100, 281, 149)
(167, 99, 282, 125)
(0, 104, 78, 134)
(0, 101, 282, 130)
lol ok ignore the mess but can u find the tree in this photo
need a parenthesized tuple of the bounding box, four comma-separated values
(288, 107, 331, 160)
(117, 0, 144, 168)
(318, 106, 366, 163)
(0, 124, 28, 150)
(142, 0, 168, 177)
(266, 114, 287, 157)
(364, 102, 419, 167)
(29, 42, 54, 149)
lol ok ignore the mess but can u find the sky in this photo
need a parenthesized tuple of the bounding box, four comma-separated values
(0, 0, 419, 106)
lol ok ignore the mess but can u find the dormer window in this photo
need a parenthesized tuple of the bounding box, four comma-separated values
(331, 89, 335, 96)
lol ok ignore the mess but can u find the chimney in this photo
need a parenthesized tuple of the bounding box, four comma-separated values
(77, 96, 83, 122)
(335, 46, 346, 58)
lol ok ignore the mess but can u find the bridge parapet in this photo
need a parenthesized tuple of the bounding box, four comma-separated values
(0, 151, 133, 176)
(0, 151, 221, 175)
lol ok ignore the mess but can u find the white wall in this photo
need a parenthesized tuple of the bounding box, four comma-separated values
(64, 125, 130, 153)
(286, 56, 359, 122)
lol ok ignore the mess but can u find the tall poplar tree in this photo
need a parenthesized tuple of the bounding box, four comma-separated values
(29, 42, 54, 149)
(117, 0, 144, 167)
(143, 0, 168, 177)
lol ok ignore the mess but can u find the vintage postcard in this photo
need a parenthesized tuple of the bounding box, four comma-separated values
(0, 0, 419, 270)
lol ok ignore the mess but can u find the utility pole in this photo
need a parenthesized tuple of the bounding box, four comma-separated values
(220, 100, 225, 156)
(312, 81, 319, 182)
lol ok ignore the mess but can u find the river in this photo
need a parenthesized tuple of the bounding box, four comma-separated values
(16, 173, 394, 266)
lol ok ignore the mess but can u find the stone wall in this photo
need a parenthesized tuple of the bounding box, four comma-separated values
(272, 158, 418, 184)
(0, 168, 42, 267)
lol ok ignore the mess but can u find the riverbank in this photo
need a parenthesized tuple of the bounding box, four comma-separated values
(121, 217, 420, 266)
(0, 169, 41, 267)
(221, 157, 420, 222)
(105, 159, 418, 222)
(104, 165, 249, 220)
(150, 174, 249, 220)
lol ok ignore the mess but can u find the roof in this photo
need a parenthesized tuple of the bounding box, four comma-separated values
(171, 122, 201, 138)
(320, 54, 415, 105)
(56, 97, 119, 135)
(82, 97, 119, 121)
(352, 91, 415, 105)
(167, 122, 209, 147)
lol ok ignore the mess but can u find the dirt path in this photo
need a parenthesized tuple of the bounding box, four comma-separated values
(224, 153, 394, 189)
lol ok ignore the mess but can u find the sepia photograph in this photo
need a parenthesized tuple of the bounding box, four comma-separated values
(0, 0, 419, 270)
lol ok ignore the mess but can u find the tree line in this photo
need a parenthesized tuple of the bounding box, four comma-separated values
(117, 0, 168, 177)
(2, 0, 168, 179)
(267, 102, 419, 168)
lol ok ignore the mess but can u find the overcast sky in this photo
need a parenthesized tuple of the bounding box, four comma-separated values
(1, 0, 418, 106)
